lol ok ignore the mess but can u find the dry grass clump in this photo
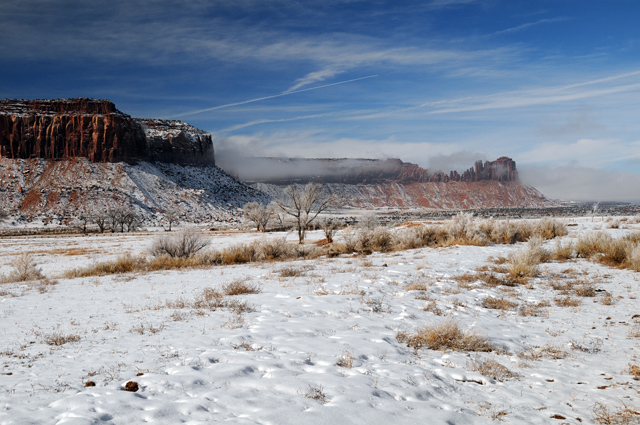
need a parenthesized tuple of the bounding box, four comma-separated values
(535, 217, 568, 239)
(405, 280, 429, 291)
(278, 267, 303, 277)
(575, 232, 640, 271)
(3, 253, 44, 282)
(65, 256, 145, 278)
(446, 213, 488, 246)
(518, 344, 568, 361)
(395, 225, 449, 250)
(592, 402, 640, 425)
(336, 227, 396, 254)
(397, 320, 495, 352)
(506, 241, 544, 279)
(518, 301, 550, 317)
(222, 279, 261, 295)
(481, 297, 518, 310)
(551, 239, 574, 261)
(43, 332, 81, 346)
(304, 385, 328, 404)
(336, 349, 354, 368)
(149, 230, 210, 258)
(467, 357, 517, 382)
(422, 299, 443, 315)
(554, 296, 582, 307)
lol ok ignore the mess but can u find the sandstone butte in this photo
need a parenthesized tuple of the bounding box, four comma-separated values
(0, 98, 553, 223)
(0, 98, 214, 165)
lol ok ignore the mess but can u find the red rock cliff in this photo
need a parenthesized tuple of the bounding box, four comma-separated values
(0, 98, 147, 162)
(0, 98, 214, 165)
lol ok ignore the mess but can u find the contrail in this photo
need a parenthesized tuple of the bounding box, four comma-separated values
(173, 75, 378, 118)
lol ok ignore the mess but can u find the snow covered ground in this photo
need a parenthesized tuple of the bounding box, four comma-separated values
(1, 217, 639, 424)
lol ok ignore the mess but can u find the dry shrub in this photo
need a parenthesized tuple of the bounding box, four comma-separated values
(600, 238, 633, 267)
(396, 225, 449, 250)
(554, 296, 582, 307)
(477, 272, 520, 287)
(485, 220, 532, 245)
(422, 300, 443, 315)
(467, 357, 517, 382)
(5, 253, 44, 282)
(304, 385, 328, 404)
(576, 232, 611, 258)
(599, 291, 615, 305)
(222, 279, 261, 295)
(518, 344, 568, 361)
(593, 402, 640, 425)
(518, 301, 550, 317)
(551, 239, 574, 261)
(398, 320, 495, 352)
(65, 256, 144, 278)
(576, 232, 640, 270)
(628, 244, 640, 272)
(149, 230, 210, 258)
(43, 332, 81, 346)
(481, 297, 518, 310)
(192, 288, 225, 310)
(277, 266, 305, 277)
(506, 237, 548, 279)
(535, 218, 568, 239)
(574, 283, 596, 297)
(405, 280, 429, 291)
(336, 349, 354, 368)
(629, 364, 640, 380)
(214, 243, 257, 265)
(446, 213, 488, 246)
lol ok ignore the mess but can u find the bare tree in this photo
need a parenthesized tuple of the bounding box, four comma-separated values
(108, 205, 140, 233)
(275, 183, 335, 243)
(0, 209, 7, 224)
(163, 207, 180, 232)
(89, 210, 109, 233)
(243, 202, 271, 232)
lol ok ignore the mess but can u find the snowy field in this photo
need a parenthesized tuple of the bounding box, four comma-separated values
(1, 217, 639, 424)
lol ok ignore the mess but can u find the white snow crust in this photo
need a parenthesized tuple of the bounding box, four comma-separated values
(0, 217, 639, 424)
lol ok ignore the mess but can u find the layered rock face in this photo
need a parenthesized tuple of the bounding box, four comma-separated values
(138, 119, 214, 165)
(227, 156, 518, 185)
(246, 156, 553, 209)
(0, 98, 214, 165)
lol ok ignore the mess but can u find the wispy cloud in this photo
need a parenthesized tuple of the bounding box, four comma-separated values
(285, 67, 345, 92)
(492, 17, 569, 36)
(174, 75, 378, 118)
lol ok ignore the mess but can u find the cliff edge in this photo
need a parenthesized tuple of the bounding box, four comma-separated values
(0, 98, 214, 165)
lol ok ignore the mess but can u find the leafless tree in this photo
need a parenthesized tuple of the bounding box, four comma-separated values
(0, 209, 7, 224)
(274, 183, 336, 243)
(108, 206, 140, 233)
(243, 202, 271, 232)
(76, 214, 90, 234)
(163, 207, 180, 232)
(89, 210, 109, 233)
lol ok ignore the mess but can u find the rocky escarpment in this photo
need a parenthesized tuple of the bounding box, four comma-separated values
(0, 98, 214, 164)
(226, 156, 517, 185)
(0, 158, 265, 225)
(246, 157, 554, 209)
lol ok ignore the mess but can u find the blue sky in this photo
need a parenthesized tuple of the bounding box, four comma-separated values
(2, 0, 640, 201)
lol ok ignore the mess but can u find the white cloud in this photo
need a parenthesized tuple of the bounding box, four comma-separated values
(286, 67, 344, 92)
(519, 164, 640, 202)
(492, 17, 569, 36)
